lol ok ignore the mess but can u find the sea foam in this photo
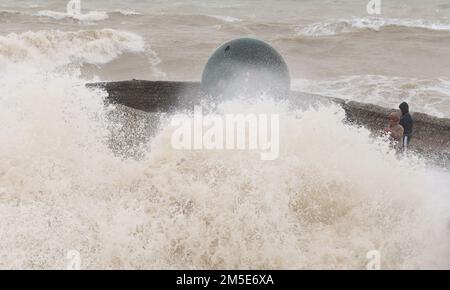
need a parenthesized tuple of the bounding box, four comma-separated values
(296, 17, 450, 36)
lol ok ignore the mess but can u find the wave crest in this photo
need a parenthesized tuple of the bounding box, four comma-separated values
(296, 17, 450, 36)
(292, 76, 450, 118)
(0, 29, 145, 68)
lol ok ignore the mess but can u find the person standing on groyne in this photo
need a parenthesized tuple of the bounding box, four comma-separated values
(399, 102, 413, 151)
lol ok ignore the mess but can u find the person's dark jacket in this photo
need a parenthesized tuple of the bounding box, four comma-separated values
(399, 102, 413, 137)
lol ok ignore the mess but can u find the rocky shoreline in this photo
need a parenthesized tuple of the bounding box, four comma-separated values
(88, 80, 450, 167)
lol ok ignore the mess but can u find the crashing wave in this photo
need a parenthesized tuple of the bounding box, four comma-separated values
(0, 29, 145, 68)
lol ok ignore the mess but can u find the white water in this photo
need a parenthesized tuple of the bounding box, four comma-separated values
(296, 17, 450, 37)
(34, 10, 109, 22)
(1, 37, 450, 269)
(1, 0, 450, 270)
(1, 0, 450, 117)
(0, 29, 145, 67)
(293, 76, 450, 118)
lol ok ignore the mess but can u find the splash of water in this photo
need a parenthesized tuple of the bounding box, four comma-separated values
(1, 27, 450, 269)
(1, 67, 450, 268)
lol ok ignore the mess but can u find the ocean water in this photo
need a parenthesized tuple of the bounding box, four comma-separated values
(1, 0, 450, 269)
(1, 0, 450, 116)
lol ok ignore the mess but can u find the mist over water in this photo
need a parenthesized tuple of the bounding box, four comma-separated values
(1, 0, 450, 269)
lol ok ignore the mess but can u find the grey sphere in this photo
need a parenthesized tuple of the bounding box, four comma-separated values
(201, 38, 290, 99)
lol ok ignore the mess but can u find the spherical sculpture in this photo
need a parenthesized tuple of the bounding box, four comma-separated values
(201, 38, 290, 99)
